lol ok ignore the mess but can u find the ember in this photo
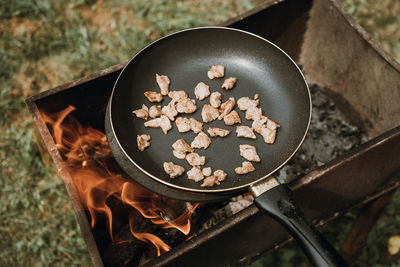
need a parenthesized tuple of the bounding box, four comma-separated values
(40, 105, 199, 256)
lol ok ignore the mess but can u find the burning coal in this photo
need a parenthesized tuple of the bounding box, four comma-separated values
(41, 105, 198, 256)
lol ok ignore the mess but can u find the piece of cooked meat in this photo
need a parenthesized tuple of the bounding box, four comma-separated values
(173, 150, 186, 159)
(221, 77, 237, 90)
(258, 127, 277, 144)
(136, 134, 151, 151)
(200, 170, 227, 187)
(245, 106, 262, 120)
(207, 127, 230, 137)
(224, 110, 241, 125)
(176, 97, 197, 114)
(209, 92, 222, 108)
(189, 118, 204, 133)
(191, 131, 212, 149)
(236, 126, 256, 139)
(187, 166, 204, 182)
(160, 115, 172, 134)
(185, 152, 206, 167)
(163, 162, 185, 178)
(172, 139, 194, 154)
(201, 176, 216, 187)
(201, 104, 219, 123)
(235, 161, 255, 175)
(168, 90, 188, 100)
(132, 104, 149, 120)
(144, 117, 161, 128)
(202, 167, 212, 177)
(254, 93, 259, 100)
(207, 65, 225, 79)
(239, 144, 261, 162)
(144, 115, 171, 134)
(252, 118, 278, 144)
(175, 117, 191, 133)
(194, 82, 210, 101)
(159, 115, 172, 134)
(156, 74, 170, 95)
(218, 97, 235, 120)
(144, 91, 163, 103)
(162, 100, 178, 121)
(214, 169, 227, 182)
(148, 105, 162, 118)
(237, 96, 259, 111)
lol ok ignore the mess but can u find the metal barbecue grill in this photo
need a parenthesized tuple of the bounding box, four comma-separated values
(26, 0, 400, 266)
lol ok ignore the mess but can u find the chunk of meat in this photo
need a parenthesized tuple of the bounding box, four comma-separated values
(224, 110, 241, 125)
(194, 82, 210, 100)
(218, 97, 235, 120)
(187, 167, 204, 182)
(156, 74, 170, 95)
(185, 152, 206, 167)
(144, 115, 171, 134)
(214, 169, 227, 182)
(175, 117, 191, 133)
(201, 104, 219, 123)
(237, 96, 259, 111)
(201, 169, 227, 187)
(236, 126, 256, 139)
(172, 139, 194, 154)
(173, 150, 186, 159)
(144, 91, 163, 103)
(254, 94, 259, 100)
(252, 118, 278, 144)
(191, 131, 212, 149)
(163, 162, 185, 178)
(162, 100, 178, 121)
(132, 104, 149, 120)
(209, 92, 222, 108)
(207, 127, 230, 137)
(235, 161, 255, 175)
(176, 97, 197, 114)
(239, 144, 261, 162)
(207, 65, 225, 79)
(258, 127, 277, 144)
(202, 167, 212, 177)
(159, 116, 172, 134)
(168, 90, 188, 100)
(148, 105, 162, 118)
(245, 106, 262, 120)
(201, 176, 218, 187)
(189, 118, 203, 133)
(221, 77, 237, 90)
(136, 134, 151, 151)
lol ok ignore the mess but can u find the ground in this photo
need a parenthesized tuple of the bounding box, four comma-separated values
(0, 0, 399, 266)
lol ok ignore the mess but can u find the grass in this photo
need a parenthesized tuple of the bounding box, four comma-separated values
(0, 0, 399, 266)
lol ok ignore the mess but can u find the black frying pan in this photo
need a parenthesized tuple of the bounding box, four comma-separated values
(106, 27, 347, 266)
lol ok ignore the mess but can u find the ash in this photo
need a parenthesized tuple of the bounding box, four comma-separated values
(276, 84, 368, 183)
(198, 84, 368, 231)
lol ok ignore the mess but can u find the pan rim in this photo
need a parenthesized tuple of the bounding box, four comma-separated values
(108, 26, 312, 194)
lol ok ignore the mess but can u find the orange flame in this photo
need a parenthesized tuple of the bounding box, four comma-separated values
(41, 105, 199, 256)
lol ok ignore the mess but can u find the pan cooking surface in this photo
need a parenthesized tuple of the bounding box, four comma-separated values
(110, 27, 311, 192)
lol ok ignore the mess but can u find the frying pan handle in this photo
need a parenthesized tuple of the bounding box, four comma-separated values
(253, 184, 348, 267)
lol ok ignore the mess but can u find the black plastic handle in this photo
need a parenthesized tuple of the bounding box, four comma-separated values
(254, 184, 348, 267)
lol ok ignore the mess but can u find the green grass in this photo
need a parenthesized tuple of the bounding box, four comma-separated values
(0, 0, 399, 266)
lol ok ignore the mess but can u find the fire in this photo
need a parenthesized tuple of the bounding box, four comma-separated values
(41, 105, 199, 256)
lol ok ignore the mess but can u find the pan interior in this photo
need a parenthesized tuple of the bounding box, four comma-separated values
(110, 27, 310, 193)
